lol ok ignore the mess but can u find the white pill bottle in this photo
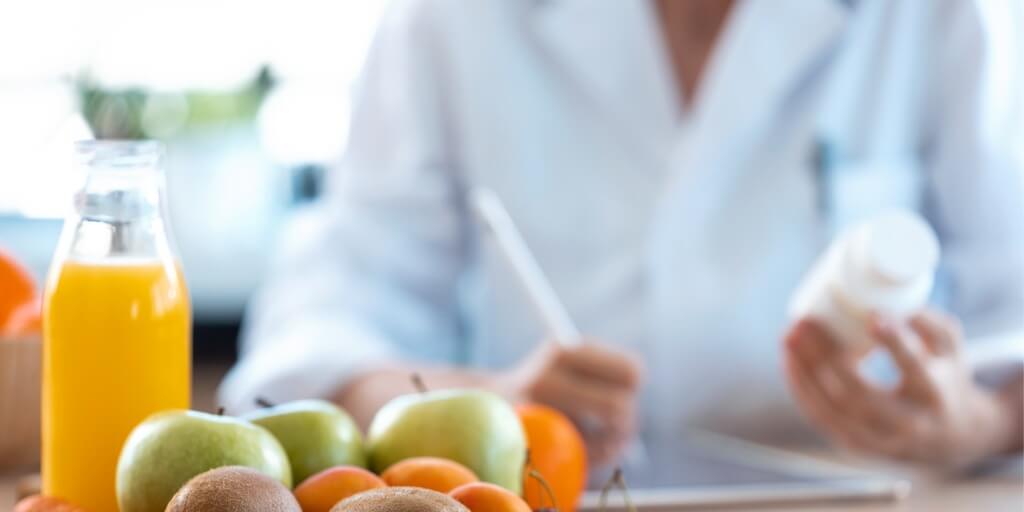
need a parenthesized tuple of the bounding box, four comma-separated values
(789, 210, 940, 354)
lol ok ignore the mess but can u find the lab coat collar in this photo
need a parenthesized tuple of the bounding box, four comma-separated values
(688, 0, 851, 146)
(645, 0, 852, 281)
(529, 0, 852, 161)
(529, 0, 678, 158)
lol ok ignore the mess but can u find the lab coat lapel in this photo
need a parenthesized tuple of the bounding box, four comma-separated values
(648, 0, 851, 316)
(691, 0, 850, 167)
(660, 0, 851, 223)
(529, 0, 677, 157)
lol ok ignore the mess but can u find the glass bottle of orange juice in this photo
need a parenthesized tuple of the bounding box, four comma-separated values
(43, 140, 191, 512)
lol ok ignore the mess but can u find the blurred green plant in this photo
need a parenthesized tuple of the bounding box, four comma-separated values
(77, 67, 274, 139)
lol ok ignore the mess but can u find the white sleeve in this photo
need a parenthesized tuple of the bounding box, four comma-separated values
(924, 1, 1024, 362)
(220, 0, 470, 412)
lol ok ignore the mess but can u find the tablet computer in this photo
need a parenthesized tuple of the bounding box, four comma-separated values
(579, 431, 911, 511)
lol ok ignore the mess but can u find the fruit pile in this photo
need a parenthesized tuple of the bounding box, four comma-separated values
(17, 379, 588, 512)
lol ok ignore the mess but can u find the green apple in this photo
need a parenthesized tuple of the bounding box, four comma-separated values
(367, 389, 526, 492)
(243, 399, 367, 484)
(116, 410, 291, 512)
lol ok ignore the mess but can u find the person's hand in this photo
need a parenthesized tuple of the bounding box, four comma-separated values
(495, 340, 643, 465)
(784, 309, 1018, 469)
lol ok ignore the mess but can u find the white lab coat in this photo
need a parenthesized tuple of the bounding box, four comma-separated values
(222, 0, 1024, 448)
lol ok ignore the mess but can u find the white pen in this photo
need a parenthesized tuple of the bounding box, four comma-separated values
(469, 187, 582, 345)
(469, 186, 648, 466)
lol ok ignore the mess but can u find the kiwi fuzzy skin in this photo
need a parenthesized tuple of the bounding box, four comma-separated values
(165, 466, 301, 512)
(330, 487, 470, 512)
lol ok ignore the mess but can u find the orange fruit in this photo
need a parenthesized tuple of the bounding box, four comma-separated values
(381, 457, 478, 493)
(2, 298, 42, 338)
(517, 403, 588, 511)
(14, 495, 86, 512)
(293, 466, 386, 512)
(0, 248, 36, 331)
(449, 482, 531, 512)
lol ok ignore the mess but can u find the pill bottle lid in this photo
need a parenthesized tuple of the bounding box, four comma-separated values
(855, 211, 939, 286)
(839, 211, 939, 313)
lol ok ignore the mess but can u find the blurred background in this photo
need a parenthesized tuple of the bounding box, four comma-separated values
(0, 0, 390, 361)
(0, 2, 1022, 509)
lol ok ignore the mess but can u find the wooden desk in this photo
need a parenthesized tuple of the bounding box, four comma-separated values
(4, 364, 1021, 511)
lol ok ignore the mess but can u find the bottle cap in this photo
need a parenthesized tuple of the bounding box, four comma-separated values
(857, 211, 939, 286)
(75, 140, 163, 169)
(842, 211, 939, 312)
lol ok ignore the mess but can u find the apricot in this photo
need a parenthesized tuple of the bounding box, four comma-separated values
(380, 457, 478, 493)
(448, 482, 531, 512)
(13, 495, 85, 512)
(294, 466, 387, 512)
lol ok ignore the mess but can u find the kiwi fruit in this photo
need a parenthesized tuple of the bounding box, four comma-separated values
(330, 487, 469, 512)
(165, 466, 301, 512)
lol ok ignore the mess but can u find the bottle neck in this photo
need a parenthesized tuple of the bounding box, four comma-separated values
(76, 167, 163, 222)
(62, 167, 176, 262)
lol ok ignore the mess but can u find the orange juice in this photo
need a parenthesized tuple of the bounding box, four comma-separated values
(43, 258, 190, 512)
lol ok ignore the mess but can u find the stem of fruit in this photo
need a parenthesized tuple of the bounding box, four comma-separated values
(528, 469, 560, 512)
(411, 373, 428, 394)
(598, 468, 635, 512)
(255, 397, 276, 408)
(216, 406, 225, 416)
(524, 449, 560, 511)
